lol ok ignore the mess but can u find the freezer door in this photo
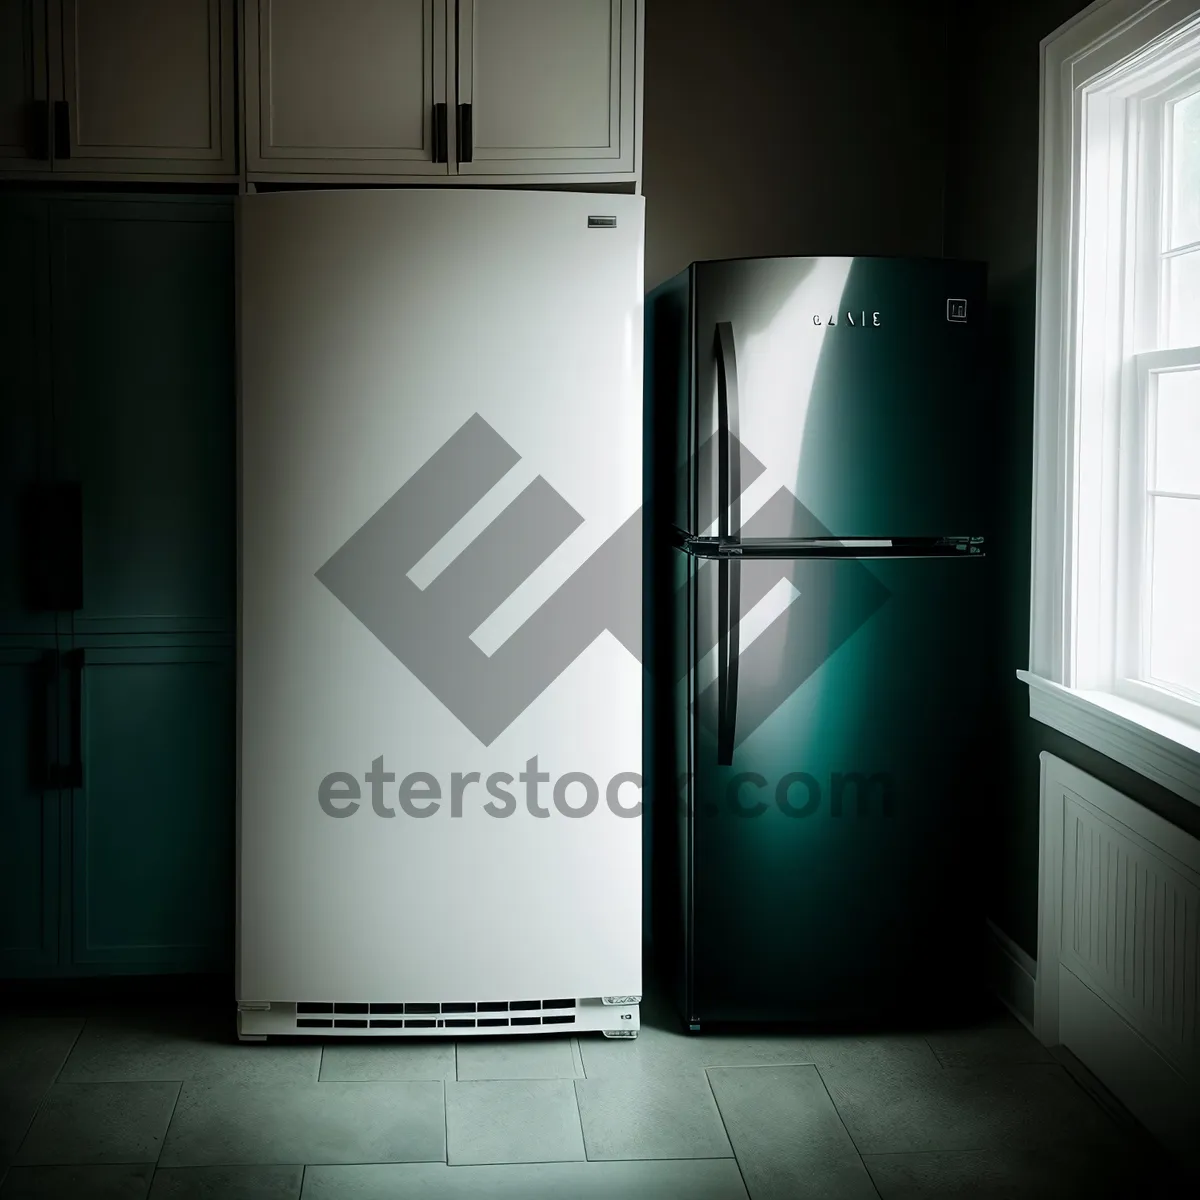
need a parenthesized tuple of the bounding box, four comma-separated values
(691, 256, 988, 540)
(238, 189, 644, 1005)
(682, 551, 989, 1023)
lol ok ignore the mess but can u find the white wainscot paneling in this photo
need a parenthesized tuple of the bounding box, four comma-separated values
(1037, 753, 1200, 1171)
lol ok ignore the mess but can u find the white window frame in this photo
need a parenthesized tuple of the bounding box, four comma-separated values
(1023, 0, 1200, 808)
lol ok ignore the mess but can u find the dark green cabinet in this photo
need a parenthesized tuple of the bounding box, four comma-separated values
(0, 646, 60, 973)
(0, 195, 234, 978)
(51, 202, 235, 634)
(0, 196, 53, 635)
(69, 647, 233, 968)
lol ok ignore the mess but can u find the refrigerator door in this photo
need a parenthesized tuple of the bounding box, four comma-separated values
(689, 256, 987, 541)
(238, 190, 644, 1008)
(679, 549, 988, 1024)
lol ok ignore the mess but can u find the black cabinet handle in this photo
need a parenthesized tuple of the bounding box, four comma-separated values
(44, 650, 83, 790)
(432, 102, 447, 163)
(29, 99, 49, 160)
(61, 649, 83, 790)
(40, 650, 58, 790)
(53, 100, 70, 160)
(457, 102, 473, 163)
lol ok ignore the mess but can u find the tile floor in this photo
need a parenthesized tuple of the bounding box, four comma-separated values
(0, 981, 1186, 1198)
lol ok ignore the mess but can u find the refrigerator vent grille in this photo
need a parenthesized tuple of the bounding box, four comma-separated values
(294, 998, 577, 1030)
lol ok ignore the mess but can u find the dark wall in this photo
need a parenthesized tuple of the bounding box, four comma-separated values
(943, 0, 1200, 957)
(641, 0, 1200, 960)
(642, 0, 950, 289)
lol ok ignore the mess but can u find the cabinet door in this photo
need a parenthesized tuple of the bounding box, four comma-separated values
(50, 0, 235, 176)
(456, 0, 636, 177)
(67, 647, 233, 970)
(49, 198, 235, 636)
(0, 196, 54, 638)
(0, 0, 49, 170)
(246, 0, 448, 177)
(0, 647, 60, 974)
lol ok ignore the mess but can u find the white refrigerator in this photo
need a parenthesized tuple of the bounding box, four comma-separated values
(236, 190, 644, 1040)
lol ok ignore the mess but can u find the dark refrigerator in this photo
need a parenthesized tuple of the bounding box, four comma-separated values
(645, 255, 993, 1029)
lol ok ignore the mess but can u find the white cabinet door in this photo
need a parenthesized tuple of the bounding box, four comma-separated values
(0, 0, 49, 172)
(50, 0, 235, 176)
(456, 0, 637, 178)
(245, 0, 449, 178)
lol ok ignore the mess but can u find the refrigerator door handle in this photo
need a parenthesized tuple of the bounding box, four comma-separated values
(714, 322, 741, 541)
(714, 322, 743, 765)
(716, 557, 741, 767)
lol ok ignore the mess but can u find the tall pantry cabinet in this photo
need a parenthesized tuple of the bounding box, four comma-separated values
(0, 195, 236, 977)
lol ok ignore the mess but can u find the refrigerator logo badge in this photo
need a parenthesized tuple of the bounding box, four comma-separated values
(811, 311, 882, 327)
(946, 298, 968, 323)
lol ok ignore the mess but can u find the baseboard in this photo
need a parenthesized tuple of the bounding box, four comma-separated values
(984, 918, 1037, 1033)
(1051, 1041, 1198, 1184)
(0, 972, 234, 1011)
(1056, 966, 1200, 1179)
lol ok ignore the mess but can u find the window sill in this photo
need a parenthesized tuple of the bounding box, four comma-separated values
(1016, 670, 1200, 809)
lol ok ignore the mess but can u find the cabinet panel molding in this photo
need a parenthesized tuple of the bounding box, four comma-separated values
(456, 0, 636, 176)
(69, 647, 234, 969)
(51, 0, 236, 175)
(245, 0, 449, 176)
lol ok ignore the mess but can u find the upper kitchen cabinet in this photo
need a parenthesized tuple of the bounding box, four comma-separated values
(0, 0, 237, 179)
(456, 0, 638, 180)
(52, 0, 236, 176)
(244, 0, 450, 178)
(244, 0, 642, 185)
(0, 1, 49, 170)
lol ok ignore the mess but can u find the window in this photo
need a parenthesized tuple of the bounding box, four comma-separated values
(1122, 70, 1200, 721)
(1027, 0, 1200, 805)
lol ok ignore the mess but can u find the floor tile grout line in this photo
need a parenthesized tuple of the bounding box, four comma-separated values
(53, 1015, 87, 1086)
(298, 1162, 307, 1199)
(812, 1061, 884, 1198)
(922, 1035, 950, 1069)
(858, 1145, 995, 1159)
(442, 1078, 449, 1164)
(285, 1155, 745, 1170)
(569, 1077, 591, 1161)
(6, 1014, 91, 1170)
(701, 1065, 751, 1198)
(156, 1080, 185, 1170)
(451, 1152, 598, 1168)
